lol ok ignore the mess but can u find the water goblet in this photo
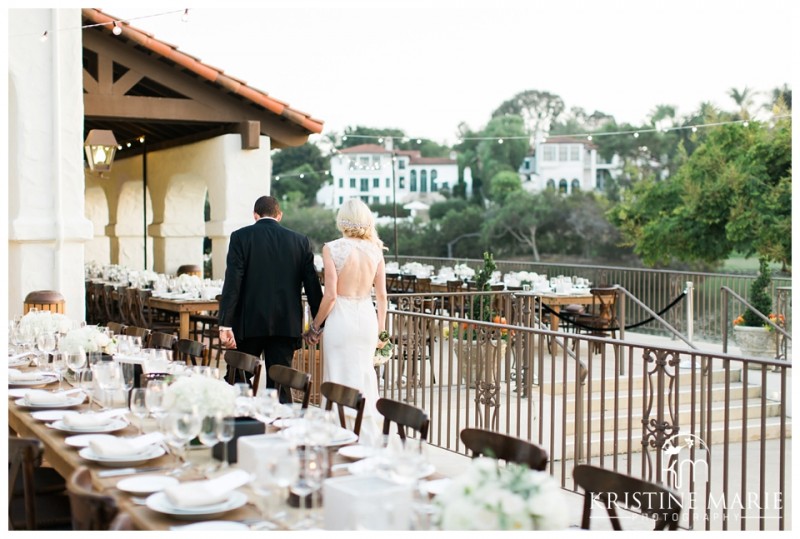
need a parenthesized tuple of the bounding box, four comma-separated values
(216, 415, 235, 469)
(66, 349, 87, 385)
(93, 361, 122, 407)
(80, 369, 96, 411)
(131, 336, 143, 356)
(164, 409, 202, 475)
(252, 439, 297, 524)
(129, 388, 148, 434)
(50, 352, 66, 392)
(36, 333, 56, 368)
(120, 362, 135, 393)
(145, 380, 167, 424)
(197, 415, 223, 473)
(252, 388, 279, 424)
(290, 446, 327, 528)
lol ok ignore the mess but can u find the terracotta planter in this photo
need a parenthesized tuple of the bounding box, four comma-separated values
(732, 325, 776, 364)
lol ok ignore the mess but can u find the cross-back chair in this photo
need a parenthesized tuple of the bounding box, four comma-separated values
(8, 437, 71, 530)
(268, 364, 311, 407)
(174, 338, 209, 367)
(460, 428, 548, 471)
(224, 350, 262, 395)
(376, 397, 429, 441)
(320, 381, 365, 436)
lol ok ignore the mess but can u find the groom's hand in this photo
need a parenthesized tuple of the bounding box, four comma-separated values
(219, 328, 237, 349)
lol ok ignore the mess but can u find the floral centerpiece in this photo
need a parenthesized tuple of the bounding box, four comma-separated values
(17, 310, 72, 337)
(59, 326, 116, 355)
(163, 375, 236, 417)
(434, 457, 569, 530)
(453, 263, 475, 280)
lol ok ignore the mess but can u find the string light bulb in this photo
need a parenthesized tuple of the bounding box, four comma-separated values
(497, 138, 504, 144)
(742, 120, 749, 127)
(378, 137, 384, 143)
(587, 135, 592, 141)
(416, 139, 422, 144)
(181, 9, 190, 22)
(40, 31, 48, 42)
(633, 132, 639, 138)
(112, 21, 122, 35)
(691, 126, 698, 133)
(138, 136, 145, 143)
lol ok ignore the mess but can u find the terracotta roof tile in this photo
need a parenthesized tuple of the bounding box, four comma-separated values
(84, 8, 323, 134)
(338, 144, 391, 154)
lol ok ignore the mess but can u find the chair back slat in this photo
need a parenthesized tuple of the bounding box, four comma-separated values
(224, 350, 262, 396)
(320, 381, 365, 436)
(147, 331, 177, 351)
(174, 338, 208, 367)
(376, 398, 429, 440)
(268, 364, 311, 407)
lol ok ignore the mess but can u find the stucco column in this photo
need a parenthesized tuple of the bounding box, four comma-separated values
(8, 9, 92, 320)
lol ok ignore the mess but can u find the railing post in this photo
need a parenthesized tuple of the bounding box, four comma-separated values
(685, 281, 694, 343)
(722, 289, 729, 354)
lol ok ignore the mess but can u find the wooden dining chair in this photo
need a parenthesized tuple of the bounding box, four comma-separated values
(573, 464, 682, 530)
(573, 288, 619, 354)
(67, 467, 128, 530)
(224, 350, 262, 396)
(460, 428, 548, 471)
(320, 381, 365, 436)
(146, 331, 177, 351)
(385, 272, 402, 293)
(174, 338, 209, 367)
(268, 364, 311, 407)
(106, 321, 126, 336)
(376, 398, 429, 441)
(123, 325, 151, 341)
(8, 437, 72, 530)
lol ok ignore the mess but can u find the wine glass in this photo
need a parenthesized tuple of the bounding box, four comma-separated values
(50, 352, 66, 392)
(93, 362, 122, 408)
(252, 388, 279, 424)
(290, 446, 327, 529)
(36, 333, 56, 368)
(145, 380, 167, 424)
(129, 388, 148, 435)
(120, 362, 135, 395)
(197, 415, 222, 473)
(80, 369, 96, 411)
(252, 438, 297, 524)
(164, 409, 201, 476)
(216, 415, 235, 469)
(66, 349, 87, 387)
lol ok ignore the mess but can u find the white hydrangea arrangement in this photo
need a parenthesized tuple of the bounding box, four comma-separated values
(453, 263, 475, 279)
(163, 375, 236, 417)
(59, 326, 116, 355)
(434, 457, 569, 530)
(18, 310, 72, 337)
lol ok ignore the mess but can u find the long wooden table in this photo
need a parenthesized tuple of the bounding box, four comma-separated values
(516, 291, 595, 353)
(8, 375, 440, 531)
(147, 297, 219, 340)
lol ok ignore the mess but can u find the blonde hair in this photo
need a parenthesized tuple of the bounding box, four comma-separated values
(336, 198, 384, 248)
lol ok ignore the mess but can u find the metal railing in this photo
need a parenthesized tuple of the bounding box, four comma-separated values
(393, 256, 792, 343)
(296, 290, 791, 531)
(720, 286, 792, 362)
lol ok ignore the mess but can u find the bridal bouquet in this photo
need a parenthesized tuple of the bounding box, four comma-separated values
(434, 457, 568, 530)
(60, 326, 116, 355)
(374, 330, 394, 366)
(163, 376, 236, 417)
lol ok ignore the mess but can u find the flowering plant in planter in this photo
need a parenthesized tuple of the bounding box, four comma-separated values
(733, 259, 781, 331)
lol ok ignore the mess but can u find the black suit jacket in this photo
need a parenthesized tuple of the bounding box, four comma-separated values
(217, 218, 323, 344)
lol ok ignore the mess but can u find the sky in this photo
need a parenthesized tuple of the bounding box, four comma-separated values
(50, 0, 796, 147)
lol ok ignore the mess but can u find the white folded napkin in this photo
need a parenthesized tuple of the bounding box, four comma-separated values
(9, 369, 45, 381)
(88, 432, 164, 457)
(63, 413, 115, 428)
(24, 390, 68, 405)
(164, 469, 251, 508)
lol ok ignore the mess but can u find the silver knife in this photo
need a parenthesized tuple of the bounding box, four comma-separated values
(96, 465, 171, 478)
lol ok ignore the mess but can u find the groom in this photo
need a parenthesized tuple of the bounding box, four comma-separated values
(218, 196, 322, 398)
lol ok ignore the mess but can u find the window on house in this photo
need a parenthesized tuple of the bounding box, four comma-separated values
(543, 146, 556, 161)
(338, 178, 343, 188)
(399, 176, 405, 189)
(398, 159, 406, 170)
(373, 196, 380, 204)
(359, 156, 370, 169)
(338, 196, 343, 205)
(373, 178, 380, 188)
(431, 170, 438, 191)
(523, 158, 531, 170)
(385, 178, 390, 188)
(558, 146, 568, 161)
(349, 178, 356, 188)
(410, 170, 417, 192)
(559, 179, 568, 193)
(361, 196, 369, 203)
(546, 179, 556, 190)
(420, 170, 428, 192)
(360, 178, 369, 191)
(570, 145, 580, 161)
(571, 179, 581, 192)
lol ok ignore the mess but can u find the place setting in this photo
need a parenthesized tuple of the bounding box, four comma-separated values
(144, 468, 251, 520)
(47, 407, 131, 434)
(77, 431, 166, 468)
(14, 388, 86, 409)
(8, 368, 59, 388)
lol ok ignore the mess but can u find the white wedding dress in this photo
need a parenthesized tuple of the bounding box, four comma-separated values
(322, 237, 383, 445)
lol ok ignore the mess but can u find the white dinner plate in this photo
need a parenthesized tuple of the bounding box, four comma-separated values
(30, 410, 80, 422)
(78, 444, 165, 467)
(337, 444, 377, 460)
(116, 475, 179, 494)
(15, 395, 86, 409)
(8, 358, 31, 368)
(8, 388, 31, 399)
(282, 425, 358, 447)
(9, 374, 58, 388)
(272, 418, 304, 429)
(49, 417, 129, 434)
(348, 457, 435, 479)
(64, 433, 118, 448)
(145, 490, 248, 519)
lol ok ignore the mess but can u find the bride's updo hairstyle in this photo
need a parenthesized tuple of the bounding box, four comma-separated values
(336, 198, 385, 249)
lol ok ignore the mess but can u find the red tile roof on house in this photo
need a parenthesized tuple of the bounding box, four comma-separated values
(83, 8, 323, 135)
(338, 144, 391, 154)
(338, 145, 455, 164)
(544, 136, 598, 149)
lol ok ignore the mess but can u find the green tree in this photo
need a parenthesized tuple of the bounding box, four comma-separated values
(728, 86, 756, 120)
(488, 170, 522, 202)
(482, 190, 561, 261)
(492, 89, 565, 136)
(476, 115, 528, 198)
(270, 163, 324, 205)
(429, 198, 470, 221)
(742, 259, 774, 326)
(279, 206, 338, 253)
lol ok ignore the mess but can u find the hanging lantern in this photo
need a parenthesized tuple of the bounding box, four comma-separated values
(84, 130, 118, 172)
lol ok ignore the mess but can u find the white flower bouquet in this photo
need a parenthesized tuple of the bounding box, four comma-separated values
(434, 457, 569, 530)
(163, 375, 236, 417)
(59, 326, 116, 355)
(453, 263, 475, 280)
(374, 330, 394, 366)
(18, 310, 72, 337)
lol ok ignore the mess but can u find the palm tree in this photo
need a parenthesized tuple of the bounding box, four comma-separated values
(766, 84, 792, 113)
(728, 86, 756, 119)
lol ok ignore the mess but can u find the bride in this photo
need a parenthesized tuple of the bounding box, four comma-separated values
(305, 198, 388, 444)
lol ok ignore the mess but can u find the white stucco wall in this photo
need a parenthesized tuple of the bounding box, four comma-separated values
(8, 9, 92, 320)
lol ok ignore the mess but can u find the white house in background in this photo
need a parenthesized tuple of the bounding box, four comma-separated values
(518, 136, 622, 194)
(319, 142, 467, 209)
